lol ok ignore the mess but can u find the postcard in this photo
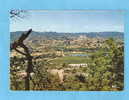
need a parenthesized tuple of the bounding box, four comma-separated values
(10, 10, 124, 91)
(0, 0, 129, 100)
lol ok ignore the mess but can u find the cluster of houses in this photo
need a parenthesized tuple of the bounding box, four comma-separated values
(68, 63, 87, 68)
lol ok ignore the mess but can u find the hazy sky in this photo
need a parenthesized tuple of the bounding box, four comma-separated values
(10, 10, 124, 32)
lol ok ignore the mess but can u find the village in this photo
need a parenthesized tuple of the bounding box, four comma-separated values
(11, 35, 107, 83)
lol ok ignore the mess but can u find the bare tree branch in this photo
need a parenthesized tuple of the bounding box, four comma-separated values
(10, 10, 26, 19)
(11, 29, 32, 50)
(11, 29, 33, 90)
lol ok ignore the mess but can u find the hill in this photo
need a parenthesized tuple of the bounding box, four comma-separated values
(11, 31, 124, 43)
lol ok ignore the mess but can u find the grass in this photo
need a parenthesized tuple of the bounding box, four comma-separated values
(49, 56, 89, 65)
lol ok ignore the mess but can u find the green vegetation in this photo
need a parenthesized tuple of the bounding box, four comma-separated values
(49, 56, 89, 64)
(10, 34, 124, 91)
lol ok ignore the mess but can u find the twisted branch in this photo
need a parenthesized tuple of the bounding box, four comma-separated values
(11, 29, 33, 90)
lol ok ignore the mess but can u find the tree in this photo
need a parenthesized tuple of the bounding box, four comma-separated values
(11, 29, 33, 90)
(84, 38, 124, 91)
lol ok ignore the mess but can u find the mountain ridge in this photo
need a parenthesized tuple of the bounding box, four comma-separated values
(11, 31, 124, 43)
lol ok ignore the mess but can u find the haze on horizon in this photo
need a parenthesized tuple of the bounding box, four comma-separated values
(10, 10, 124, 33)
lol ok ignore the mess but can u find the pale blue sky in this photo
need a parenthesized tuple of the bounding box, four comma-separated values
(10, 10, 124, 32)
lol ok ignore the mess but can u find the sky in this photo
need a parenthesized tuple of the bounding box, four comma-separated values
(10, 10, 124, 32)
